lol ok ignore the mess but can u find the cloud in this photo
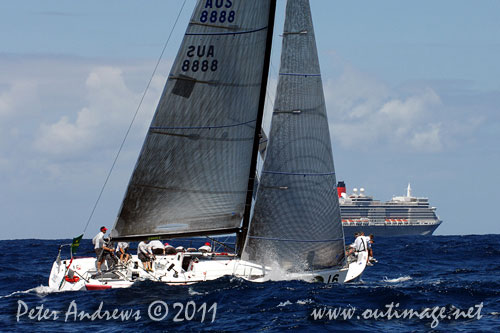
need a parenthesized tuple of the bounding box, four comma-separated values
(410, 123, 443, 152)
(0, 79, 40, 170)
(34, 66, 161, 156)
(324, 64, 445, 152)
(0, 80, 39, 117)
(0, 54, 169, 188)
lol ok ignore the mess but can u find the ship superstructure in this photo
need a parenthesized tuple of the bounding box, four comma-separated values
(338, 181, 442, 236)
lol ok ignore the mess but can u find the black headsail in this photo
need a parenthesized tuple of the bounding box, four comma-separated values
(111, 0, 277, 241)
(242, 0, 346, 271)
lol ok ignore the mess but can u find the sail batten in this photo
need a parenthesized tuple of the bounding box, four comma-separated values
(279, 73, 321, 76)
(243, 0, 345, 271)
(186, 26, 268, 35)
(262, 170, 336, 176)
(111, 227, 241, 243)
(248, 236, 344, 243)
(112, 0, 275, 239)
(150, 119, 256, 130)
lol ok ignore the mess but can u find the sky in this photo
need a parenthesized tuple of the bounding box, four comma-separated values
(1, 0, 499, 239)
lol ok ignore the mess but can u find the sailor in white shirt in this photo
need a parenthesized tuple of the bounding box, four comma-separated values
(198, 242, 212, 253)
(137, 240, 152, 271)
(92, 226, 113, 272)
(148, 240, 165, 255)
(354, 232, 368, 252)
(353, 232, 372, 265)
(116, 241, 130, 263)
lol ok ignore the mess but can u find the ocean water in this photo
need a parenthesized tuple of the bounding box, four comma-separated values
(1, 235, 499, 332)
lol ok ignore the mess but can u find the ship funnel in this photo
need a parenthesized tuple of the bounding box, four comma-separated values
(337, 181, 346, 198)
(407, 183, 412, 197)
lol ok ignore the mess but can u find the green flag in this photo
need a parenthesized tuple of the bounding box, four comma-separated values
(71, 234, 83, 254)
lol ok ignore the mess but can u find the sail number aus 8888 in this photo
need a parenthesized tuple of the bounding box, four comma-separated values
(200, 0, 235, 23)
(181, 59, 218, 72)
(182, 45, 218, 72)
(200, 10, 235, 23)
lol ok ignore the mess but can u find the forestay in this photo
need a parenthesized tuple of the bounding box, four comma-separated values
(112, 0, 273, 240)
(243, 0, 345, 271)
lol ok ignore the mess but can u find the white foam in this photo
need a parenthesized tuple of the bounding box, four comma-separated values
(383, 276, 412, 283)
(188, 287, 203, 296)
(263, 263, 295, 282)
(0, 285, 58, 299)
(430, 279, 442, 286)
(296, 299, 313, 305)
(277, 300, 292, 307)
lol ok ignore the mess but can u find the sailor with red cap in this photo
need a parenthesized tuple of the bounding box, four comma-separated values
(198, 242, 212, 253)
(92, 226, 113, 273)
(164, 242, 177, 255)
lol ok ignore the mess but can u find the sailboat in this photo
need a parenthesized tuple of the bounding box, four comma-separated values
(48, 0, 367, 291)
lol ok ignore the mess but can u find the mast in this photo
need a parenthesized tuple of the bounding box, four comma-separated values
(237, 0, 277, 256)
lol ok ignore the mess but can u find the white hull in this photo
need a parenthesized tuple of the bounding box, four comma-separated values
(49, 250, 368, 291)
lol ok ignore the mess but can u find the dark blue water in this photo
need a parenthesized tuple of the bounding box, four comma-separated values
(1, 235, 499, 331)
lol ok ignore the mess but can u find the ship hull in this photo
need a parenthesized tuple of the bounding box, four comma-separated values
(343, 222, 441, 237)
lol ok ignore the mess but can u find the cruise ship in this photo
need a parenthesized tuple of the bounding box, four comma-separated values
(338, 181, 442, 237)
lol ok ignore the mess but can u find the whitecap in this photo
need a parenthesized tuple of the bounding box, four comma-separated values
(277, 300, 292, 307)
(383, 276, 412, 283)
(296, 299, 313, 305)
(188, 287, 203, 296)
(0, 285, 58, 299)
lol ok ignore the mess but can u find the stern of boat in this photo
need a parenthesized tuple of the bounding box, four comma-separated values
(344, 249, 368, 282)
(48, 257, 66, 290)
(48, 244, 98, 291)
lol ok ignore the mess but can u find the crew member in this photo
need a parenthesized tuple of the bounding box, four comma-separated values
(346, 232, 359, 256)
(92, 226, 114, 272)
(102, 237, 118, 269)
(354, 232, 367, 252)
(148, 240, 165, 255)
(138, 240, 153, 271)
(198, 242, 211, 253)
(164, 243, 177, 255)
(367, 234, 377, 263)
(116, 241, 130, 264)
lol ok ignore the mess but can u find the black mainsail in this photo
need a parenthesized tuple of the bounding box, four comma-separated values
(243, 0, 345, 271)
(112, 0, 276, 241)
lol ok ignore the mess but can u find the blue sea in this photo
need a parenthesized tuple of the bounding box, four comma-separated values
(1, 235, 499, 332)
